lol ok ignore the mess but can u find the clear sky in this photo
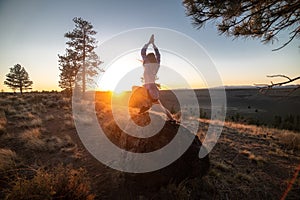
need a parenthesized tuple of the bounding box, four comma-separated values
(0, 0, 299, 92)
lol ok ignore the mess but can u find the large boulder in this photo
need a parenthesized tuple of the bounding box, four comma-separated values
(116, 110, 210, 192)
(96, 93, 210, 195)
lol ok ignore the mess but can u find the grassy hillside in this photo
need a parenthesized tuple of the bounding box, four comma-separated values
(0, 92, 299, 199)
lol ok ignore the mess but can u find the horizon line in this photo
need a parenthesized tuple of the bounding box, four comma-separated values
(2, 84, 299, 94)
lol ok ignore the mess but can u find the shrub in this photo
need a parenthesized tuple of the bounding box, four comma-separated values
(20, 128, 45, 151)
(45, 100, 58, 108)
(6, 165, 95, 200)
(0, 110, 7, 134)
(158, 178, 204, 200)
(58, 97, 71, 108)
(0, 149, 17, 171)
(277, 131, 300, 151)
(4, 105, 17, 116)
(29, 117, 42, 127)
(44, 114, 55, 121)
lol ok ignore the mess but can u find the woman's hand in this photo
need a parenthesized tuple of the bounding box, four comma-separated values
(148, 34, 154, 44)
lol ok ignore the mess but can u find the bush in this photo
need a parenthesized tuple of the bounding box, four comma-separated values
(0, 110, 7, 135)
(278, 131, 300, 151)
(6, 165, 95, 200)
(20, 128, 45, 151)
(0, 149, 17, 171)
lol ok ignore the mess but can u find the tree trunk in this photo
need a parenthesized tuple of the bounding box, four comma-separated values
(19, 80, 23, 94)
(82, 31, 86, 95)
(69, 80, 73, 96)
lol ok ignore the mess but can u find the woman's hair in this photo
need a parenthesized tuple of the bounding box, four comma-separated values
(144, 53, 157, 64)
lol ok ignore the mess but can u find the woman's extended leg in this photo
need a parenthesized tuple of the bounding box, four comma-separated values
(158, 100, 175, 121)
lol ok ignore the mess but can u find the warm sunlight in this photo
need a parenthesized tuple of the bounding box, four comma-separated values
(98, 51, 142, 92)
(98, 50, 206, 93)
(1, 1, 300, 199)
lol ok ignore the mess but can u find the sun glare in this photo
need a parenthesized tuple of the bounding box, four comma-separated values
(97, 50, 206, 93)
(98, 51, 142, 93)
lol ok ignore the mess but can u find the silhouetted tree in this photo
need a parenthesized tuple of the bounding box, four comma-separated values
(4, 64, 33, 94)
(183, 0, 300, 50)
(183, 0, 300, 89)
(58, 17, 102, 95)
(58, 51, 79, 95)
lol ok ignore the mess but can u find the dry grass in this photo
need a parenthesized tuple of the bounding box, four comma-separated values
(199, 118, 272, 136)
(0, 93, 93, 198)
(3, 105, 17, 115)
(74, 115, 94, 125)
(199, 118, 300, 151)
(0, 97, 11, 106)
(157, 179, 203, 200)
(13, 111, 35, 120)
(46, 135, 76, 153)
(212, 161, 231, 172)
(6, 165, 95, 200)
(234, 172, 253, 183)
(58, 97, 71, 107)
(63, 113, 75, 129)
(28, 117, 43, 127)
(1, 92, 299, 199)
(240, 149, 265, 164)
(25, 112, 36, 119)
(20, 128, 45, 151)
(0, 110, 7, 134)
(0, 148, 17, 171)
(277, 131, 300, 151)
(44, 114, 55, 121)
(22, 128, 41, 138)
(64, 113, 73, 120)
(31, 103, 47, 114)
(0, 95, 45, 130)
(45, 99, 58, 108)
(64, 119, 74, 127)
(196, 117, 300, 199)
(0, 123, 6, 134)
(19, 127, 76, 153)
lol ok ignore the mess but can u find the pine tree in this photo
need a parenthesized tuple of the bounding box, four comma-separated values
(183, 0, 300, 50)
(58, 17, 102, 95)
(183, 0, 300, 89)
(4, 64, 33, 94)
(58, 51, 79, 95)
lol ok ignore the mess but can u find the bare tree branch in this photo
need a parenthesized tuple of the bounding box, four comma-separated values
(272, 28, 300, 51)
(255, 75, 300, 94)
(266, 75, 300, 87)
(266, 74, 292, 81)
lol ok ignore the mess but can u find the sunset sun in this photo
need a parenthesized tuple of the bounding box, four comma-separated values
(98, 51, 142, 93)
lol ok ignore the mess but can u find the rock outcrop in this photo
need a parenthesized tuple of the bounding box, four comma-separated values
(110, 110, 210, 192)
(96, 91, 210, 194)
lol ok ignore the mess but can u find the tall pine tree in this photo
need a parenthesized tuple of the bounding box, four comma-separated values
(58, 17, 102, 95)
(4, 64, 33, 94)
(58, 51, 79, 95)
